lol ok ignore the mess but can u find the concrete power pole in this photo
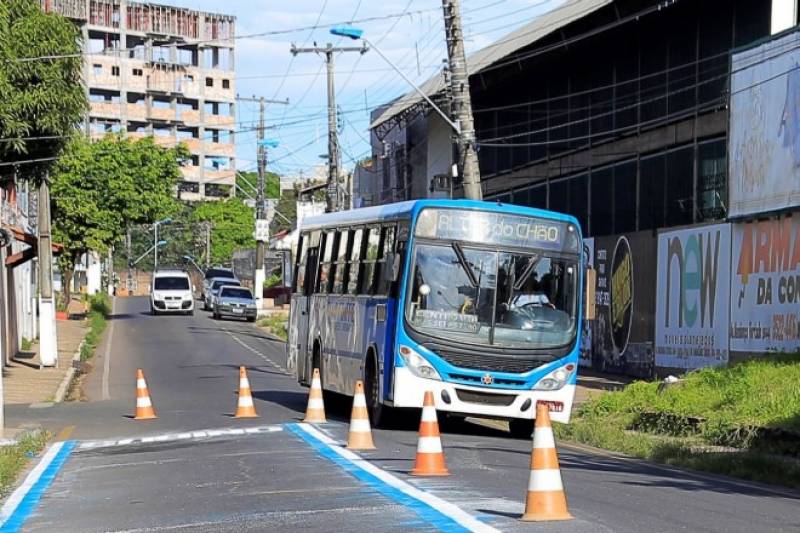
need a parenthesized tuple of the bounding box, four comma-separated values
(236, 95, 287, 306)
(291, 43, 367, 212)
(37, 176, 58, 367)
(442, 0, 482, 200)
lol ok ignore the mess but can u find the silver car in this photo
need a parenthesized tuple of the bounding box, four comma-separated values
(213, 286, 257, 322)
(204, 277, 240, 310)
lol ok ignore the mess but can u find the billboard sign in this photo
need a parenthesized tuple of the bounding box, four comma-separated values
(593, 231, 656, 378)
(729, 29, 800, 217)
(655, 224, 731, 370)
(730, 215, 800, 353)
(579, 238, 594, 368)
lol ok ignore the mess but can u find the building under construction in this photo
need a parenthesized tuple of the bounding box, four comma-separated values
(40, 0, 237, 201)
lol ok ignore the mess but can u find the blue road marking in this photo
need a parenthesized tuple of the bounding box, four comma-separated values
(287, 423, 481, 532)
(0, 440, 77, 533)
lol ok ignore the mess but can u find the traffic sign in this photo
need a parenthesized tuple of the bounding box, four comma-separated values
(255, 219, 270, 242)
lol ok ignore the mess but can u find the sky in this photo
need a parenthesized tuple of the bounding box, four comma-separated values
(163, 0, 564, 180)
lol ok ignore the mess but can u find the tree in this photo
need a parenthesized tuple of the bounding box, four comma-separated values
(191, 197, 256, 266)
(51, 135, 188, 299)
(236, 170, 280, 200)
(0, 0, 86, 176)
(270, 180, 326, 234)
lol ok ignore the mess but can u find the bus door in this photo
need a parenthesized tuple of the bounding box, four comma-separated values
(290, 230, 320, 385)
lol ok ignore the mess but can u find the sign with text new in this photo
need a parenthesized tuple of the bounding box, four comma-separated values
(655, 224, 731, 370)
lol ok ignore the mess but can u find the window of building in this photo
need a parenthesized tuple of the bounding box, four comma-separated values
(205, 77, 213, 87)
(222, 79, 230, 89)
(549, 178, 568, 215)
(178, 181, 199, 193)
(347, 229, 364, 295)
(614, 162, 637, 233)
(568, 173, 589, 235)
(111, 66, 120, 76)
(132, 68, 143, 77)
(639, 153, 666, 231)
(590, 167, 613, 236)
(93, 64, 102, 75)
(665, 146, 694, 227)
(697, 138, 726, 221)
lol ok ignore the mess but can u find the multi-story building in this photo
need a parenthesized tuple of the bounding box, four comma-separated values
(40, 0, 236, 201)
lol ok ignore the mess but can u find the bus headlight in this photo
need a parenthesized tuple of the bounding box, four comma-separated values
(399, 346, 441, 381)
(533, 363, 576, 391)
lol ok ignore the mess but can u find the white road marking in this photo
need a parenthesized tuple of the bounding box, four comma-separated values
(221, 324, 289, 375)
(102, 296, 116, 400)
(77, 425, 283, 450)
(295, 423, 501, 533)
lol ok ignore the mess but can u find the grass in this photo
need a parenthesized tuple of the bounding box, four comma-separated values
(80, 293, 111, 362)
(555, 353, 800, 488)
(20, 337, 33, 351)
(257, 314, 288, 341)
(0, 431, 50, 497)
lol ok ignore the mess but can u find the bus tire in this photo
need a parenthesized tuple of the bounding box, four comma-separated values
(509, 418, 535, 439)
(365, 352, 389, 428)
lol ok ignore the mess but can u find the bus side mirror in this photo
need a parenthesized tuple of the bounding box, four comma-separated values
(585, 267, 596, 321)
(383, 253, 401, 282)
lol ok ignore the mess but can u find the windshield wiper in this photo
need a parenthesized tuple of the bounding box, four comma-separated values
(513, 254, 540, 291)
(451, 242, 479, 288)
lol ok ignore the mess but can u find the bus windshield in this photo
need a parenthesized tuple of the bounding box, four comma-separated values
(406, 242, 578, 349)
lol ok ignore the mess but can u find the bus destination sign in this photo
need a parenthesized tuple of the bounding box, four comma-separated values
(415, 208, 579, 252)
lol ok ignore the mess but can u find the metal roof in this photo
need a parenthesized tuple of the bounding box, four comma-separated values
(369, 0, 612, 131)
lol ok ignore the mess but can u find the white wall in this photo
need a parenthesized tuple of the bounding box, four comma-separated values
(426, 114, 454, 199)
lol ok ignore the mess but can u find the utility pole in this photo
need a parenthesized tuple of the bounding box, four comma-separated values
(37, 175, 58, 367)
(442, 0, 482, 200)
(126, 228, 133, 295)
(204, 222, 211, 270)
(236, 95, 288, 307)
(291, 42, 367, 212)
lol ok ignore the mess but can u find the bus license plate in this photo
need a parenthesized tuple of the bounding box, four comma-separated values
(536, 400, 564, 413)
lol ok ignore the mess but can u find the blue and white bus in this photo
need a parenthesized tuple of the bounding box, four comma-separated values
(287, 199, 593, 437)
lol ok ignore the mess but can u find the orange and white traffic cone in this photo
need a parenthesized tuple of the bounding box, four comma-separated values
(235, 366, 258, 418)
(303, 368, 326, 423)
(346, 380, 376, 450)
(521, 402, 573, 522)
(134, 369, 157, 420)
(411, 390, 450, 476)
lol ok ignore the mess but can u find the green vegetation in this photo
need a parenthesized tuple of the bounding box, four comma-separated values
(237, 171, 280, 200)
(191, 197, 256, 266)
(556, 354, 800, 488)
(0, 430, 49, 497)
(20, 337, 32, 351)
(264, 272, 282, 289)
(51, 135, 187, 300)
(0, 0, 87, 177)
(79, 293, 111, 362)
(257, 314, 288, 341)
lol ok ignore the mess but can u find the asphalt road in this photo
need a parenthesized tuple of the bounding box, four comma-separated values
(6, 297, 800, 532)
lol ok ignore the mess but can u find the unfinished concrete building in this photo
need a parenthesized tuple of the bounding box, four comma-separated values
(40, 0, 236, 201)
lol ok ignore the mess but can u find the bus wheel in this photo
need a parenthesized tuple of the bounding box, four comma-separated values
(365, 355, 388, 428)
(509, 418, 535, 439)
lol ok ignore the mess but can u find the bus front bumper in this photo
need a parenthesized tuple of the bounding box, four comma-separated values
(392, 366, 575, 424)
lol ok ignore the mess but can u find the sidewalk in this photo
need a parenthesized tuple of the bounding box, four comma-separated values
(4, 319, 87, 405)
(574, 369, 635, 405)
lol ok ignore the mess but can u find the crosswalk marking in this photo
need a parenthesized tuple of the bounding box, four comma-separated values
(77, 425, 283, 450)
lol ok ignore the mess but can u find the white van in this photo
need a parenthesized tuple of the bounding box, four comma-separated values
(150, 269, 194, 316)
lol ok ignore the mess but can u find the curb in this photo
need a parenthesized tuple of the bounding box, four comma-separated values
(53, 339, 84, 404)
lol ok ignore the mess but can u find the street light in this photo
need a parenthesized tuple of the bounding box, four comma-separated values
(154, 218, 172, 271)
(329, 25, 460, 133)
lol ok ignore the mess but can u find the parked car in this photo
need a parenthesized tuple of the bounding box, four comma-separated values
(202, 267, 235, 299)
(213, 286, 257, 322)
(204, 277, 241, 310)
(151, 269, 194, 316)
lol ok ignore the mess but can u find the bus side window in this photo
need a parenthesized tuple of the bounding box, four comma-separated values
(318, 231, 337, 294)
(293, 233, 307, 294)
(390, 222, 409, 299)
(304, 230, 321, 296)
(374, 225, 396, 296)
(361, 227, 381, 294)
(347, 229, 364, 295)
(333, 229, 350, 294)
